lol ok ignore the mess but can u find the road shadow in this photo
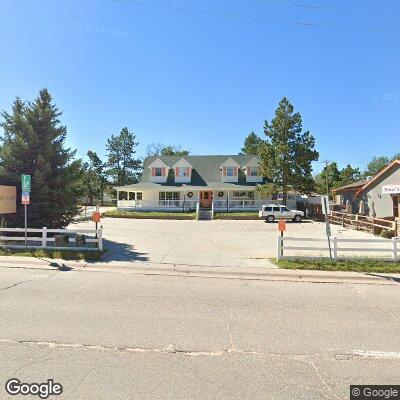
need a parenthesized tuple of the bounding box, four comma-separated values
(100, 238, 149, 263)
(48, 262, 73, 272)
(367, 273, 400, 283)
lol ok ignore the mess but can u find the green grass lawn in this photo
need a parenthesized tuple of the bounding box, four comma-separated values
(0, 247, 103, 261)
(102, 210, 196, 219)
(275, 258, 400, 274)
(213, 212, 259, 220)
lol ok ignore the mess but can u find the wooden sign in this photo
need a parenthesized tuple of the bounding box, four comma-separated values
(0, 185, 16, 214)
(92, 211, 101, 223)
(278, 219, 286, 232)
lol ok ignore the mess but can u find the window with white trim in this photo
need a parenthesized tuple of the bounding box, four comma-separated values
(159, 192, 180, 204)
(177, 168, 189, 177)
(155, 167, 163, 176)
(226, 166, 234, 176)
(249, 167, 259, 176)
(232, 191, 255, 199)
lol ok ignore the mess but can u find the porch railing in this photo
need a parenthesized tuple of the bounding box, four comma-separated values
(117, 199, 276, 211)
(213, 199, 270, 211)
(117, 199, 198, 211)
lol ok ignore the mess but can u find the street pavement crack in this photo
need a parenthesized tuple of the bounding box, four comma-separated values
(1, 338, 397, 363)
(1, 272, 59, 292)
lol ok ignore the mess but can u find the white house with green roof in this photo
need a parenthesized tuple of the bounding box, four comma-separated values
(115, 155, 297, 212)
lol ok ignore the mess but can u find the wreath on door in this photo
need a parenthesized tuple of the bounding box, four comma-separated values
(218, 191, 224, 197)
(187, 192, 194, 198)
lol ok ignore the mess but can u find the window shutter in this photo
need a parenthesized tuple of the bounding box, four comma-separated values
(223, 167, 227, 176)
(162, 167, 166, 176)
(186, 167, 190, 176)
(234, 167, 238, 176)
(176, 167, 179, 176)
(151, 167, 155, 176)
(247, 167, 251, 176)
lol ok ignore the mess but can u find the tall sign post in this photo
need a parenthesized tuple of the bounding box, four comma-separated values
(321, 196, 333, 261)
(278, 219, 286, 259)
(21, 175, 31, 249)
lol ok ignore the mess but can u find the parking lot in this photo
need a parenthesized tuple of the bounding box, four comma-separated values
(71, 218, 394, 268)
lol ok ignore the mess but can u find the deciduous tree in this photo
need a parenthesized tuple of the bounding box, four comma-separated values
(146, 142, 189, 156)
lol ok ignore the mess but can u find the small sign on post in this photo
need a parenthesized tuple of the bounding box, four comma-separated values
(21, 174, 31, 192)
(278, 219, 286, 232)
(92, 211, 101, 223)
(278, 219, 286, 258)
(21, 192, 30, 205)
(92, 211, 101, 245)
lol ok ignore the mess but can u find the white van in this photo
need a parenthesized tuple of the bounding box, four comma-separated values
(259, 204, 304, 222)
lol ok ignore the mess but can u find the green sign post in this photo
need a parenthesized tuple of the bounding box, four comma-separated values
(21, 174, 31, 248)
(21, 174, 31, 192)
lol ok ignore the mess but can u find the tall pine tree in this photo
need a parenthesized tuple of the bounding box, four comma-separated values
(240, 132, 266, 155)
(106, 127, 141, 186)
(259, 98, 319, 204)
(0, 89, 83, 228)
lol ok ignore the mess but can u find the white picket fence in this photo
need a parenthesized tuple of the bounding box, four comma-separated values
(277, 236, 399, 262)
(0, 227, 103, 252)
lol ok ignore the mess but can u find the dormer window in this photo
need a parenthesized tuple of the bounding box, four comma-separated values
(243, 158, 263, 183)
(154, 167, 164, 177)
(226, 166, 235, 177)
(176, 167, 190, 177)
(149, 158, 169, 183)
(247, 167, 260, 177)
(173, 159, 193, 183)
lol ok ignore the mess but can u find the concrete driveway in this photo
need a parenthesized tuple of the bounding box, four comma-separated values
(71, 218, 393, 268)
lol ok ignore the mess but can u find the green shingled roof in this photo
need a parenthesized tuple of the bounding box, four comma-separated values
(115, 155, 265, 190)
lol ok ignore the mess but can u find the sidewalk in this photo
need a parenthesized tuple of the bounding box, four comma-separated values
(0, 256, 399, 285)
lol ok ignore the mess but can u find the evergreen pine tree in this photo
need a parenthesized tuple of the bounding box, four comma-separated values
(241, 132, 265, 155)
(0, 89, 83, 228)
(106, 127, 142, 185)
(259, 98, 319, 204)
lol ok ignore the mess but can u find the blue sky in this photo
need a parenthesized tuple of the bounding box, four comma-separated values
(0, 0, 399, 173)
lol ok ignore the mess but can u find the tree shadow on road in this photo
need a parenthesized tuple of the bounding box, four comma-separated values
(367, 273, 400, 283)
(99, 238, 149, 263)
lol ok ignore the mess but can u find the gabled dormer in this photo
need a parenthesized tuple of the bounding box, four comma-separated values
(220, 157, 240, 183)
(148, 158, 170, 183)
(173, 158, 193, 183)
(243, 157, 263, 183)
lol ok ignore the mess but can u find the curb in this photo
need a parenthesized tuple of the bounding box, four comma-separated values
(0, 257, 399, 285)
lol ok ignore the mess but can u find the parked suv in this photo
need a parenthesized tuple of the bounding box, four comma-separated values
(259, 204, 304, 222)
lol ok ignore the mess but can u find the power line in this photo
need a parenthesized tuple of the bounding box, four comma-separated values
(111, 0, 317, 27)
(254, 0, 318, 9)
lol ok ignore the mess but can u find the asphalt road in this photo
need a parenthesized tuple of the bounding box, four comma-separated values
(0, 266, 399, 399)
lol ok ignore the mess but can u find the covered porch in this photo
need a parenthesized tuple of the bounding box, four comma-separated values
(116, 186, 270, 212)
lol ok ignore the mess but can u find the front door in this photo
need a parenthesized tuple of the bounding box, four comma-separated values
(200, 191, 213, 208)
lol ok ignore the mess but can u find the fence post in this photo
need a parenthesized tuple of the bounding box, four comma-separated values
(277, 235, 282, 260)
(393, 237, 398, 262)
(98, 226, 103, 251)
(332, 236, 338, 260)
(42, 227, 47, 249)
